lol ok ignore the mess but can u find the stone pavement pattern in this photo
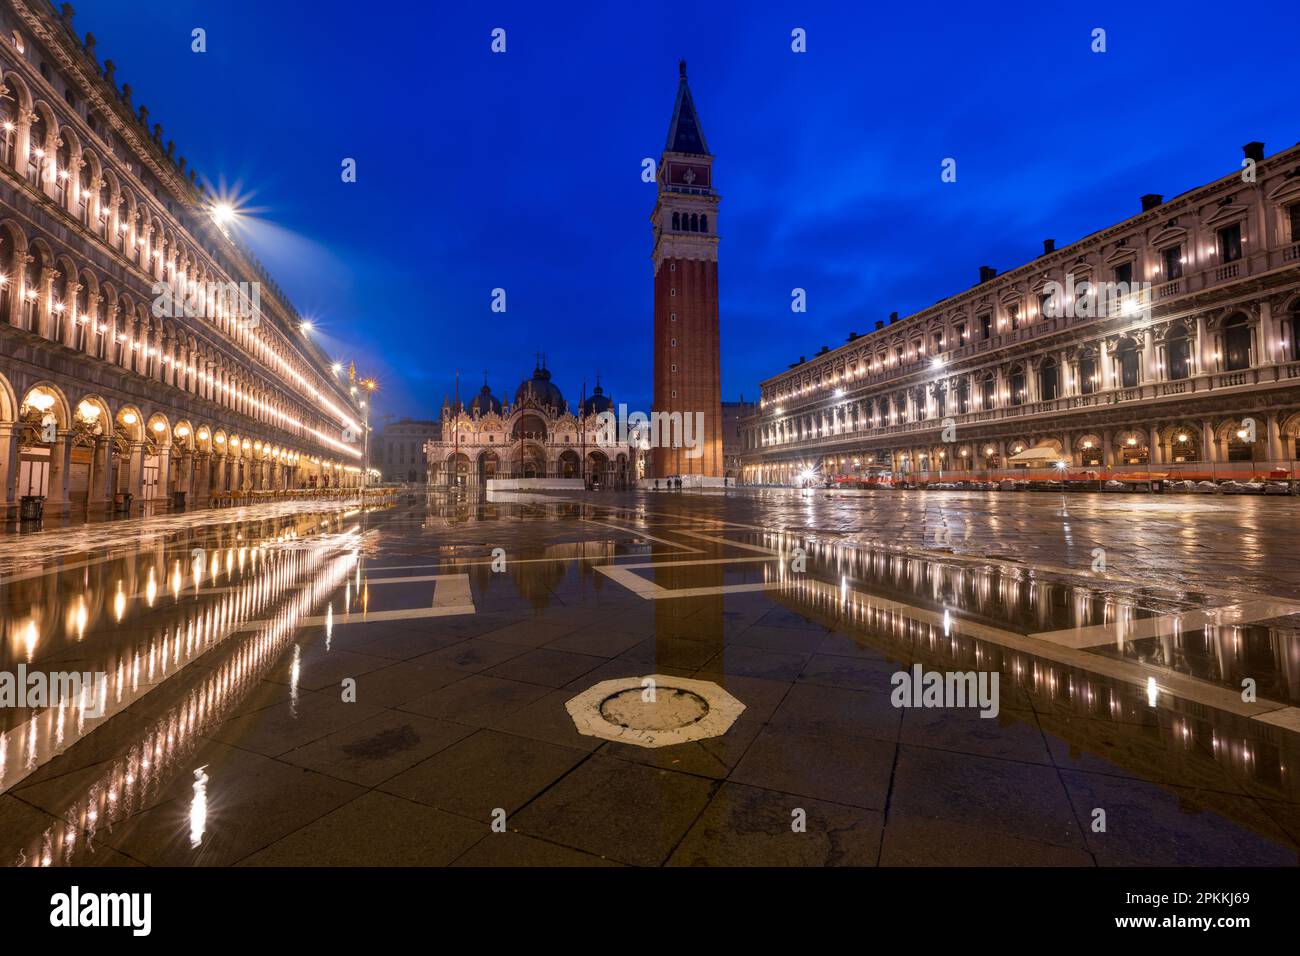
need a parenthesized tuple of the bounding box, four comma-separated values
(1, 489, 1298, 866)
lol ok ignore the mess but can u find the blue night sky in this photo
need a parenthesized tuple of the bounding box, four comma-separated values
(75, 0, 1300, 425)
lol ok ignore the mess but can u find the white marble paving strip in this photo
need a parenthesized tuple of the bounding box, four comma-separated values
(277, 573, 476, 627)
(1029, 598, 1300, 649)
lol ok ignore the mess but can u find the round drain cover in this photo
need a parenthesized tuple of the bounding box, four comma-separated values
(599, 687, 708, 732)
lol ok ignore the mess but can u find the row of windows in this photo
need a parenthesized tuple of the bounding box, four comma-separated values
(764, 206, 1300, 407)
(0, 59, 341, 428)
(760, 314, 1295, 443)
(0, 225, 335, 441)
(669, 211, 708, 233)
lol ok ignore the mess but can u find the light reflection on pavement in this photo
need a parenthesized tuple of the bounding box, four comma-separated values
(1, 489, 1297, 866)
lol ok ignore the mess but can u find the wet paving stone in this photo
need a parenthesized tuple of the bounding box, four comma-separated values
(2, 491, 1298, 866)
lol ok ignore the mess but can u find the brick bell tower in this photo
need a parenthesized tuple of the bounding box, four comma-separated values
(651, 60, 722, 478)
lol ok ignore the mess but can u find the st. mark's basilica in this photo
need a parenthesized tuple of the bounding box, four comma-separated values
(424, 359, 643, 489)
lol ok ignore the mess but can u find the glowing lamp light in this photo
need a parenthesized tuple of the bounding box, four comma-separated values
(77, 400, 101, 421)
(121, 411, 138, 425)
(197, 428, 209, 441)
(176, 425, 190, 438)
(26, 390, 56, 412)
(211, 202, 235, 225)
(152, 421, 166, 433)
(215, 434, 225, 444)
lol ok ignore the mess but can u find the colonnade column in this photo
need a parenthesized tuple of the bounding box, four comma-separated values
(46, 431, 72, 507)
(0, 423, 18, 517)
(90, 436, 114, 509)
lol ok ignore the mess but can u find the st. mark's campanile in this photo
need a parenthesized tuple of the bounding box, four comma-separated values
(651, 60, 723, 478)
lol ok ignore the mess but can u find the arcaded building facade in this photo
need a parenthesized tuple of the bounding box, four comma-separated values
(741, 140, 1300, 484)
(0, 2, 363, 518)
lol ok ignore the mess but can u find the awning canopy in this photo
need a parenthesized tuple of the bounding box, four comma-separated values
(1007, 446, 1066, 464)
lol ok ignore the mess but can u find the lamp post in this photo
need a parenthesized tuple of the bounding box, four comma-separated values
(361, 399, 370, 491)
(345, 367, 380, 492)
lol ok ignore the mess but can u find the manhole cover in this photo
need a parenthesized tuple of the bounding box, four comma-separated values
(566, 674, 745, 748)
(600, 687, 709, 731)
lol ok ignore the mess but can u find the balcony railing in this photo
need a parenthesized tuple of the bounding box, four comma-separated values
(757, 364, 1292, 452)
(762, 251, 1279, 411)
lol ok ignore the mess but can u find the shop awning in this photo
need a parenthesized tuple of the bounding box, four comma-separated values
(1007, 446, 1066, 464)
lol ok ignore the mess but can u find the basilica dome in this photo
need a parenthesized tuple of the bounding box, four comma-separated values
(515, 364, 565, 410)
(582, 383, 613, 416)
(468, 383, 502, 416)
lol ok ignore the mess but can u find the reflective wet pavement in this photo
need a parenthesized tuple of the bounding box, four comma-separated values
(2, 489, 1298, 866)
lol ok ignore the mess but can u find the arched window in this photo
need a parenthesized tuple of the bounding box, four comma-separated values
(1118, 339, 1140, 387)
(1223, 315, 1251, 371)
(22, 244, 42, 330)
(54, 138, 70, 206)
(26, 109, 46, 186)
(0, 229, 12, 321)
(74, 278, 89, 351)
(1039, 357, 1058, 401)
(955, 378, 968, 414)
(1010, 366, 1026, 406)
(690, 213, 698, 232)
(0, 84, 16, 166)
(1079, 348, 1097, 394)
(980, 374, 995, 410)
(97, 179, 111, 238)
(93, 288, 107, 359)
(1291, 304, 1300, 362)
(1167, 328, 1191, 380)
(700, 214, 708, 233)
(51, 269, 72, 343)
(79, 158, 94, 225)
(671, 211, 679, 230)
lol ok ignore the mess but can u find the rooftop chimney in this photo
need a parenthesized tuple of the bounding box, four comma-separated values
(889, 311, 899, 324)
(847, 331, 859, 342)
(1042, 239, 1055, 255)
(874, 320, 884, 331)
(978, 265, 997, 283)
(1243, 142, 1265, 163)
(1141, 193, 1163, 212)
